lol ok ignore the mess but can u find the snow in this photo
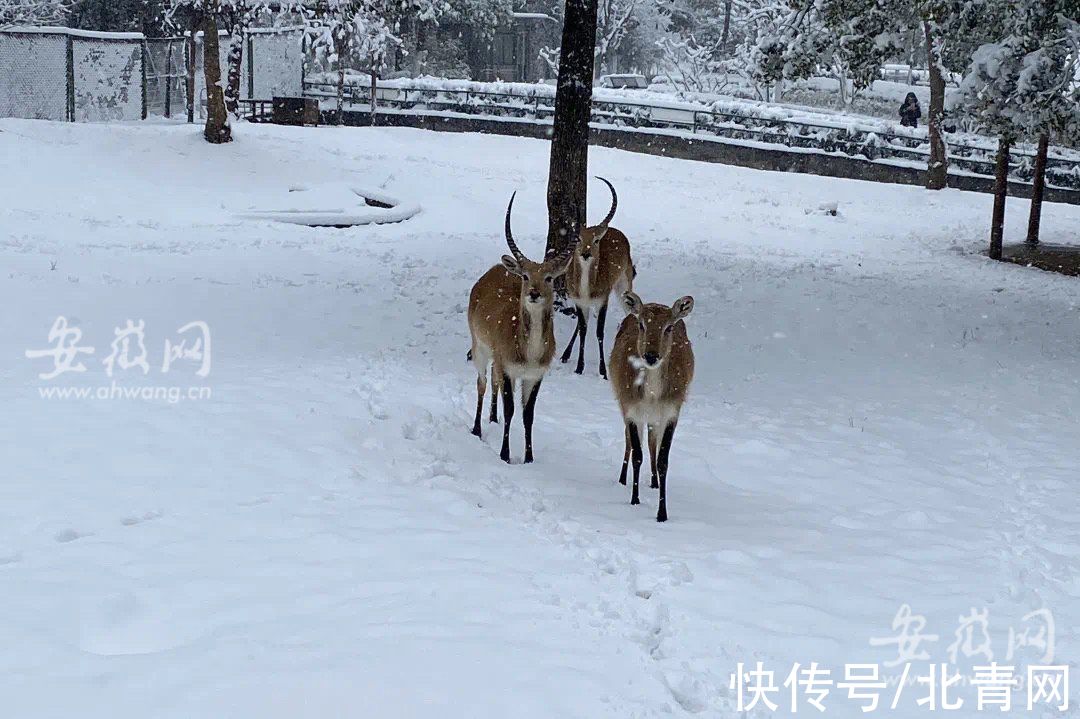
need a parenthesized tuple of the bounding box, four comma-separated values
(2, 26, 145, 40)
(236, 183, 422, 226)
(2, 118, 1080, 717)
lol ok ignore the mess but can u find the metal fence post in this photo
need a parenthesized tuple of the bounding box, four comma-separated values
(141, 40, 148, 120)
(164, 41, 173, 118)
(65, 34, 75, 121)
(246, 33, 255, 100)
(186, 29, 195, 123)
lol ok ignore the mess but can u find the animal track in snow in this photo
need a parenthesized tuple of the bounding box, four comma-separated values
(54, 528, 90, 543)
(121, 510, 162, 526)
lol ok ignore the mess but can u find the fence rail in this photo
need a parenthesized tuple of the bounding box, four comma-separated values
(303, 80, 1080, 191)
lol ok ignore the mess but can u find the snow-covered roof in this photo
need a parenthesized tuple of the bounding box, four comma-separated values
(511, 12, 557, 22)
(1, 26, 144, 40)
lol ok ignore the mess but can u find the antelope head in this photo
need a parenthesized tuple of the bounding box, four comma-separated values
(621, 292, 695, 369)
(500, 192, 574, 307)
(576, 176, 619, 267)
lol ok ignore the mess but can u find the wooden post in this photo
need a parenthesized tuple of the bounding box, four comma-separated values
(989, 135, 1011, 261)
(1025, 133, 1049, 248)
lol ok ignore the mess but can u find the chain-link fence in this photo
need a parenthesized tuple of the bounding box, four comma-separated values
(0, 29, 71, 120)
(1, 26, 303, 123)
(190, 27, 303, 120)
(146, 37, 187, 118)
(72, 33, 145, 122)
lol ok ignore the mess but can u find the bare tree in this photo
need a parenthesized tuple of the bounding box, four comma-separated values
(201, 7, 232, 143)
(1026, 133, 1049, 247)
(168, 0, 232, 142)
(546, 0, 600, 256)
(921, 17, 947, 190)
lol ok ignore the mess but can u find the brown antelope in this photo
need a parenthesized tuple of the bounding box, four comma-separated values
(609, 292, 695, 522)
(561, 177, 635, 379)
(468, 192, 574, 463)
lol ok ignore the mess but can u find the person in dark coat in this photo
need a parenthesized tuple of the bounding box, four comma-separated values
(899, 92, 921, 128)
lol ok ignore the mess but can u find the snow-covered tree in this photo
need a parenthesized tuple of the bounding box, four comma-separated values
(297, 0, 444, 125)
(68, 0, 166, 34)
(220, 1, 272, 117)
(959, 0, 1080, 257)
(0, 0, 71, 27)
(655, 34, 733, 93)
(594, 0, 636, 76)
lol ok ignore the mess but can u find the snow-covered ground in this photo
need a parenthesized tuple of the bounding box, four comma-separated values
(2, 118, 1079, 718)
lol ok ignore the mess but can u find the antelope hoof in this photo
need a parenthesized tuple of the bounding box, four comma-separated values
(524, 453, 534, 464)
(574, 366, 584, 375)
(471, 424, 482, 438)
(500, 447, 511, 463)
(656, 509, 668, 523)
(630, 496, 640, 506)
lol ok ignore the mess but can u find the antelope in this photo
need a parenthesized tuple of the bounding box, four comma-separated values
(561, 177, 635, 379)
(609, 292, 695, 522)
(468, 192, 574, 463)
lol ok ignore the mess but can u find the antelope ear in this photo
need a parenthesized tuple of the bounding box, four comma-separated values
(622, 291, 643, 316)
(501, 255, 524, 276)
(672, 295, 695, 320)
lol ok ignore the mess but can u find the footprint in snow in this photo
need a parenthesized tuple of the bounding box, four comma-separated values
(55, 529, 90, 543)
(121, 510, 162, 527)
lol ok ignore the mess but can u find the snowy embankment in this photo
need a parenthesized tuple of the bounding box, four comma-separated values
(2, 119, 1079, 717)
(308, 72, 1080, 190)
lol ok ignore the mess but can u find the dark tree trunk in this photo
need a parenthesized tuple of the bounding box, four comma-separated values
(336, 36, 346, 126)
(1026, 133, 1049, 247)
(922, 20, 947, 190)
(721, 0, 733, 55)
(989, 136, 1011, 261)
(370, 53, 378, 127)
(186, 13, 197, 124)
(546, 0, 600, 257)
(202, 12, 232, 143)
(224, 16, 245, 117)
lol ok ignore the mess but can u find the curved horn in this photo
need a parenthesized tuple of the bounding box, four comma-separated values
(503, 192, 527, 263)
(595, 176, 618, 228)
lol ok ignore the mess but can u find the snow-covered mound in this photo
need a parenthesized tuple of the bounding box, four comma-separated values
(237, 183, 421, 227)
(2, 119, 1079, 718)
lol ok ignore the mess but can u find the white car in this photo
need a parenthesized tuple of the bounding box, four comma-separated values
(598, 74, 649, 90)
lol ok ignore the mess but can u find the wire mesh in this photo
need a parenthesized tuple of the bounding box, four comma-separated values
(72, 37, 144, 122)
(146, 38, 188, 117)
(0, 31, 68, 120)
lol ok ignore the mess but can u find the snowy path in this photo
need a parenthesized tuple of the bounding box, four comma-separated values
(2, 119, 1079, 717)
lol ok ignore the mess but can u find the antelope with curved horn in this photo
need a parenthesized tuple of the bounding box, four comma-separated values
(609, 291, 695, 522)
(467, 193, 575, 463)
(561, 177, 635, 378)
